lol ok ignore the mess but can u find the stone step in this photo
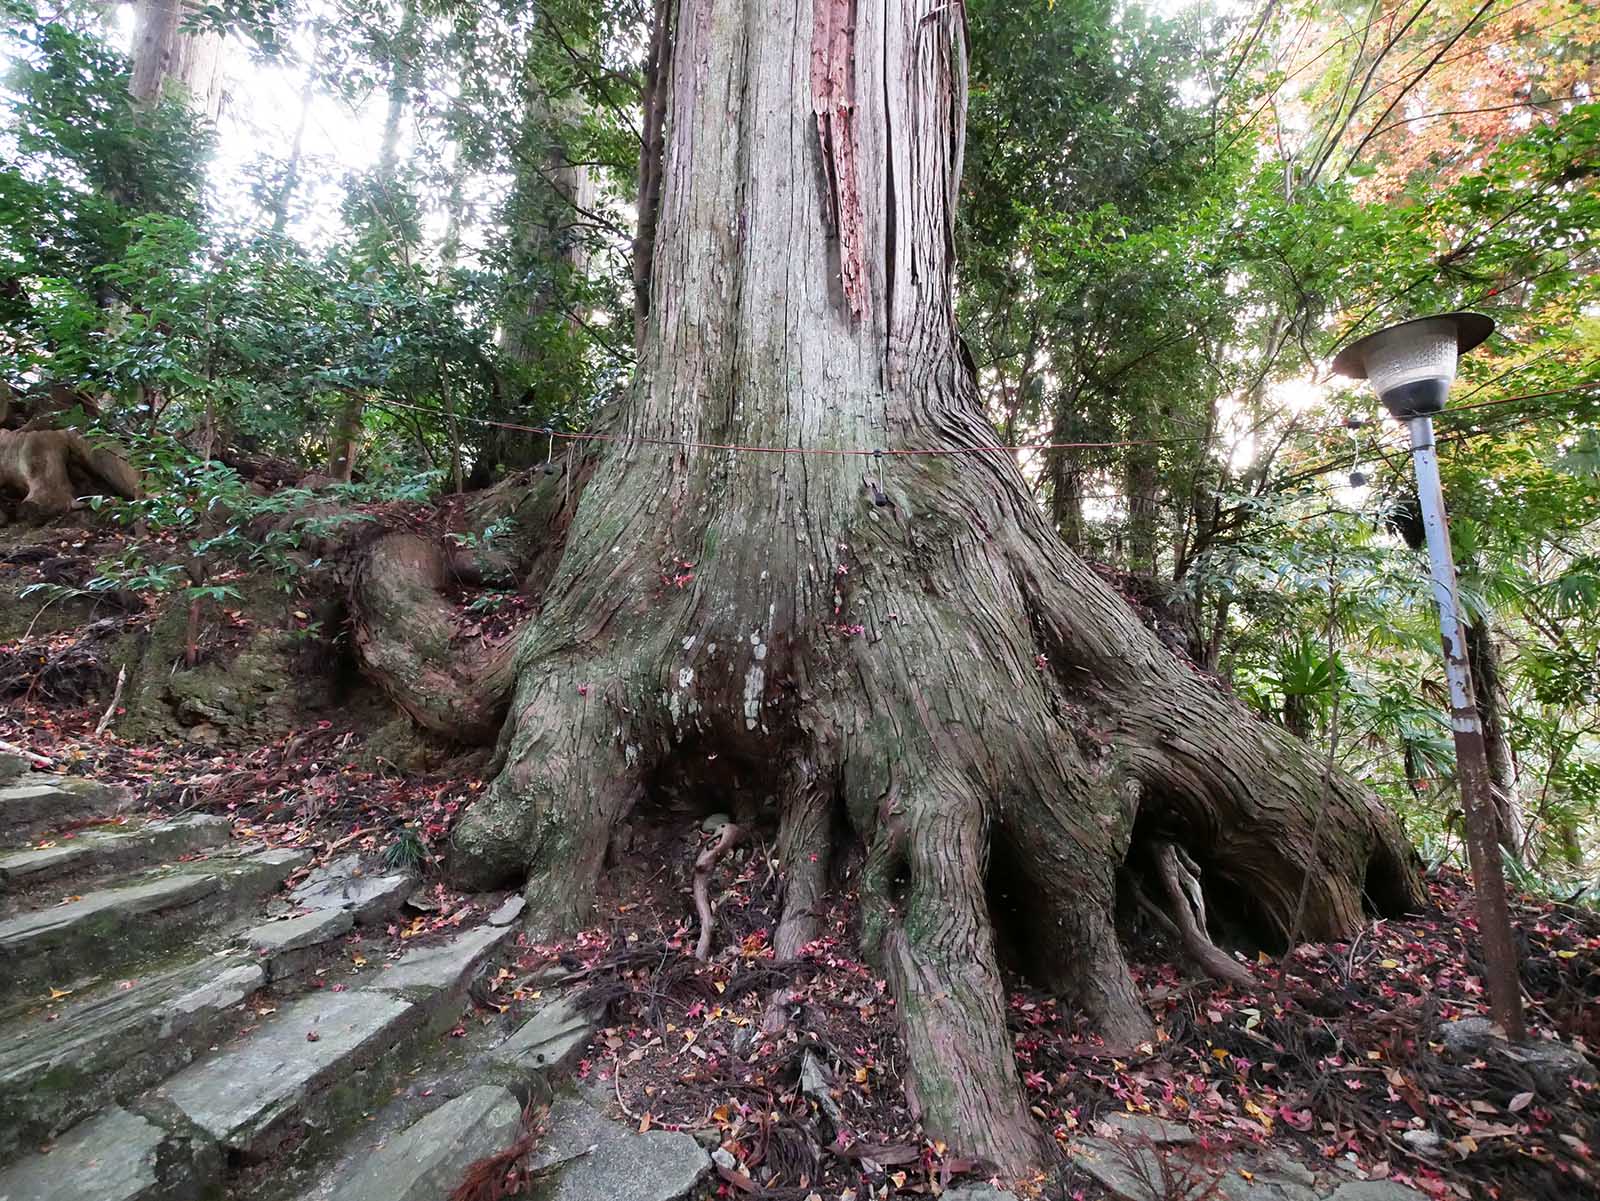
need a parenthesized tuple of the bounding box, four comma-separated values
(242, 907, 355, 981)
(0, 1105, 216, 1201)
(0, 952, 265, 1164)
(310, 1085, 523, 1201)
(0, 775, 132, 844)
(0, 847, 307, 999)
(150, 918, 518, 1162)
(523, 1094, 710, 1201)
(488, 994, 595, 1077)
(0, 814, 232, 893)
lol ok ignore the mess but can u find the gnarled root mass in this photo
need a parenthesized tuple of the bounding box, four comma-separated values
(439, 444, 1425, 1174)
(0, 428, 141, 522)
(349, 531, 520, 743)
(370, 0, 1426, 1178)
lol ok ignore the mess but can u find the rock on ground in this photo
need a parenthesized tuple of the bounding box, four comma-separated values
(526, 1095, 710, 1201)
(318, 1085, 522, 1201)
(490, 995, 594, 1076)
(154, 988, 416, 1157)
(290, 854, 414, 924)
(0, 1106, 214, 1201)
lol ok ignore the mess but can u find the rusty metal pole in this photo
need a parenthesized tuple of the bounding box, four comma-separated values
(1405, 414, 1526, 1040)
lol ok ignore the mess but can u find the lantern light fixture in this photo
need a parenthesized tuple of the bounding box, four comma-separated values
(1331, 310, 1525, 1042)
(1332, 312, 1494, 419)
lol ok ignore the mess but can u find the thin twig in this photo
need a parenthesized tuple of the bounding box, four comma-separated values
(94, 665, 127, 736)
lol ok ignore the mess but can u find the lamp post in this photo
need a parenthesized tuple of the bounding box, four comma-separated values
(1333, 312, 1525, 1040)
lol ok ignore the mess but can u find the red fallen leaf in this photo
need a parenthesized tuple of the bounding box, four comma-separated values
(1279, 1106, 1314, 1131)
(306, 1031, 320, 1042)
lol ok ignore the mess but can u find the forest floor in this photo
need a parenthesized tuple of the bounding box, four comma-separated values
(4, 692, 1597, 1201)
(1, 521, 1596, 1201)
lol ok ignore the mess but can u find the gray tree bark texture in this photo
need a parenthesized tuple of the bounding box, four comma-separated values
(356, 0, 1425, 1175)
(129, 0, 226, 119)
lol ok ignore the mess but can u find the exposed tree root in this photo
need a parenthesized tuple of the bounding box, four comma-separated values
(693, 819, 743, 961)
(1153, 841, 1256, 990)
(0, 428, 141, 522)
(349, 532, 520, 742)
(772, 763, 833, 960)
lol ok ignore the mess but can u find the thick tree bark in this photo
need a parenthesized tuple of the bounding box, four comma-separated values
(423, 0, 1424, 1176)
(1466, 616, 1522, 853)
(129, 0, 226, 119)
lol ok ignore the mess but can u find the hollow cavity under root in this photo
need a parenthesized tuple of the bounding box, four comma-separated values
(693, 819, 744, 961)
(1153, 841, 1255, 990)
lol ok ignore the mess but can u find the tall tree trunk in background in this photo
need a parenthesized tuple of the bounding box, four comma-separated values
(1466, 617, 1523, 854)
(426, 1, 1424, 1174)
(480, 75, 595, 479)
(1123, 440, 1160, 573)
(376, 0, 417, 182)
(1045, 392, 1086, 552)
(269, 30, 321, 236)
(330, 0, 416, 481)
(632, 0, 673, 353)
(130, 0, 226, 119)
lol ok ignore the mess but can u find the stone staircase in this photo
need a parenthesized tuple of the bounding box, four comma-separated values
(0, 759, 713, 1201)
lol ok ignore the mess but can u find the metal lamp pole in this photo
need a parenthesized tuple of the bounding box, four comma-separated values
(1403, 414, 1525, 1040)
(1335, 313, 1525, 1040)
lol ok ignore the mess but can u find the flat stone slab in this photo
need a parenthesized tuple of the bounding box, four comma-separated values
(0, 776, 130, 841)
(368, 921, 514, 1002)
(527, 1096, 709, 1201)
(1326, 1185, 1430, 1201)
(1071, 1138, 1349, 1201)
(0, 952, 263, 1160)
(487, 895, 525, 926)
(156, 987, 416, 1157)
(491, 995, 593, 1076)
(0, 1106, 215, 1201)
(246, 908, 353, 957)
(321, 1085, 522, 1201)
(1094, 1112, 1195, 1144)
(291, 855, 414, 924)
(0, 848, 306, 995)
(0, 815, 231, 889)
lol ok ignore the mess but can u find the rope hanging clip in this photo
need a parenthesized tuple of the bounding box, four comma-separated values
(868, 449, 892, 507)
(539, 427, 559, 475)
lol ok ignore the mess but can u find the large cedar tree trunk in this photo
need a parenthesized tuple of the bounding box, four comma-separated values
(130, 0, 226, 119)
(368, 0, 1423, 1174)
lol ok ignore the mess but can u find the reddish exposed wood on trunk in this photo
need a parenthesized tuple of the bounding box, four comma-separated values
(811, 0, 870, 320)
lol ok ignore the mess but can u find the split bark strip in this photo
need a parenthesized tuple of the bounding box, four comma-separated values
(1153, 843, 1255, 990)
(693, 821, 743, 961)
(811, 0, 870, 320)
